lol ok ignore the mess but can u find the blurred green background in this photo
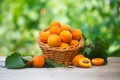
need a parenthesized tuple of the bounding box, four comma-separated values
(0, 0, 120, 56)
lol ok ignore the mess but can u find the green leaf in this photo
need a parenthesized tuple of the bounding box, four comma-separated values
(44, 58, 66, 68)
(44, 59, 54, 68)
(5, 52, 26, 69)
(94, 37, 109, 50)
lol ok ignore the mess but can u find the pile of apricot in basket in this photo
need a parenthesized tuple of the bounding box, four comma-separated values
(39, 21, 82, 48)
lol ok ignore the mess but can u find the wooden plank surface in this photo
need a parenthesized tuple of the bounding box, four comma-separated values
(0, 57, 120, 80)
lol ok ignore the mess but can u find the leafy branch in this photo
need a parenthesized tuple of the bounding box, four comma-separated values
(81, 37, 109, 65)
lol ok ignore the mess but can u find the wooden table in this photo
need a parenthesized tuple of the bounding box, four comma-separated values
(0, 57, 120, 80)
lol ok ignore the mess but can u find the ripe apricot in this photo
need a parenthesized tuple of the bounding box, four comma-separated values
(33, 56, 45, 68)
(49, 26, 62, 35)
(39, 31, 50, 43)
(59, 30, 72, 43)
(60, 42, 69, 48)
(92, 58, 104, 66)
(48, 34, 61, 47)
(71, 29, 82, 40)
(69, 39, 78, 46)
(72, 54, 84, 66)
(78, 57, 91, 68)
(50, 20, 61, 27)
(26, 61, 33, 67)
(61, 24, 71, 31)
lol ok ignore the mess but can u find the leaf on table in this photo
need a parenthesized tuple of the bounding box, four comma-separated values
(5, 52, 26, 69)
(44, 58, 66, 68)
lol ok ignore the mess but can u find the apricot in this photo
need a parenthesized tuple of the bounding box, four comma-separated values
(69, 39, 78, 46)
(59, 30, 72, 43)
(72, 54, 84, 66)
(71, 29, 82, 40)
(26, 61, 33, 67)
(33, 56, 45, 68)
(61, 24, 71, 31)
(92, 58, 104, 66)
(78, 57, 91, 68)
(39, 31, 50, 43)
(50, 20, 61, 27)
(60, 42, 69, 48)
(49, 26, 62, 35)
(48, 34, 61, 47)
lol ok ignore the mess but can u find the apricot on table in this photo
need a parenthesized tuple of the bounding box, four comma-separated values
(50, 20, 61, 27)
(48, 34, 61, 47)
(78, 57, 92, 68)
(26, 61, 33, 67)
(59, 30, 72, 43)
(39, 31, 50, 43)
(92, 58, 104, 66)
(72, 54, 84, 66)
(71, 29, 82, 40)
(33, 55, 45, 68)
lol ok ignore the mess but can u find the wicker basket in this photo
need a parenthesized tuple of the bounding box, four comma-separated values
(37, 28, 84, 66)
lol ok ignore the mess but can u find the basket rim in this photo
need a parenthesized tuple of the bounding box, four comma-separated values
(37, 28, 84, 52)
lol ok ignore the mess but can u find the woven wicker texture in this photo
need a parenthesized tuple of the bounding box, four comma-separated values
(38, 28, 84, 66)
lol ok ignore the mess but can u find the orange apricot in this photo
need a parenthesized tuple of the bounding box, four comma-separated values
(50, 20, 61, 27)
(26, 61, 33, 66)
(72, 54, 84, 66)
(48, 34, 61, 47)
(61, 24, 71, 31)
(59, 30, 72, 43)
(33, 56, 45, 68)
(69, 39, 78, 46)
(60, 42, 69, 48)
(49, 26, 62, 35)
(92, 58, 104, 66)
(71, 29, 82, 40)
(39, 31, 50, 43)
(78, 57, 92, 68)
